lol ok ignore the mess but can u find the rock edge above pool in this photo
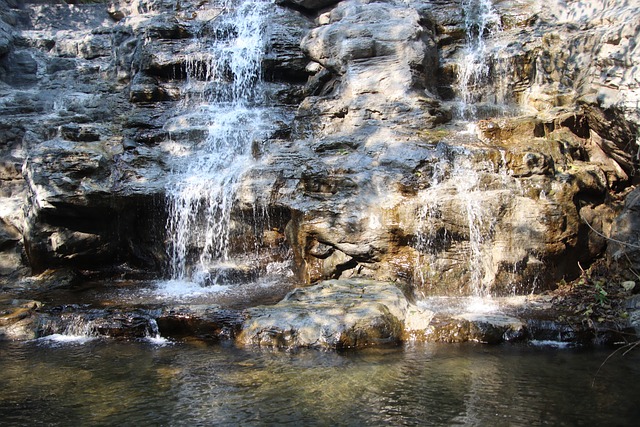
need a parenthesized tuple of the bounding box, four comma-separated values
(2, 279, 638, 349)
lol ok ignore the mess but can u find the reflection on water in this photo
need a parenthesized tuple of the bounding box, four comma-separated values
(1, 341, 640, 426)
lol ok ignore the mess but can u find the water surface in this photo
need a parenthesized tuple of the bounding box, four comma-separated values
(1, 340, 639, 426)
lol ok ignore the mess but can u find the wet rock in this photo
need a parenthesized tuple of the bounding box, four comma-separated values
(0, 15, 15, 56)
(157, 305, 244, 340)
(238, 279, 434, 349)
(277, 0, 340, 12)
(263, 7, 313, 83)
(607, 187, 640, 271)
(0, 300, 42, 341)
(129, 73, 175, 102)
(625, 294, 640, 336)
(522, 315, 630, 346)
(422, 313, 526, 344)
(38, 306, 160, 340)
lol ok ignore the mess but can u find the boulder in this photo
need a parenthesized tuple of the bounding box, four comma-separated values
(424, 313, 526, 344)
(0, 300, 42, 341)
(238, 279, 434, 349)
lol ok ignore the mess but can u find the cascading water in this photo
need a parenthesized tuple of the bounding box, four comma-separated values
(164, 0, 275, 288)
(413, 146, 507, 301)
(38, 313, 99, 344)
(412, 0, 513, 310)
(455, 0, 502, 118)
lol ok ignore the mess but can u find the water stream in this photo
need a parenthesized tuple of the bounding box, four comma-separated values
(412, 0, 518, 306)
(164, 0, 275, 288)
(455, 0, 502, 118)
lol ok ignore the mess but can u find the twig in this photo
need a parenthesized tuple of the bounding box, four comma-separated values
(580, 211, 640, 250)
(591, 340, 639, 387)
(624, 253, 640, 280)
(622, 340, 640, 356)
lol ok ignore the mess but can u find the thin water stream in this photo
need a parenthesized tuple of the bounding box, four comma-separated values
(1, 340, 639, 426)
(164, 0, 278, 289)
(455, 0, 503, 118)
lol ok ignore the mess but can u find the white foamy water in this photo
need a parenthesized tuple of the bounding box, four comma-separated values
(165, 0, 277, 286)
(530, 340, 573, 349)
(154, 279, 229, 299)
(142, 318, 172, 346)
(418, 296, 500, 315)
(455, 0, 502, 117)
(143, 335, 172, 346)
(465, 296, 499, 313)
(36, 334, 97, 345)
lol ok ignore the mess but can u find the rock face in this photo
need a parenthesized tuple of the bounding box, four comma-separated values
(244, 0, 639, 295)
(0, 0, 638, 304)
(0, 0, 170, 279)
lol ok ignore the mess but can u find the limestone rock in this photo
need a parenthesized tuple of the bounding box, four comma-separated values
(424, 313, 526, 344)
(0, 300, 42, 341)
(263, 7, 313, 83)
(0, 0, 639, 302)
(238, 279, 434, 349)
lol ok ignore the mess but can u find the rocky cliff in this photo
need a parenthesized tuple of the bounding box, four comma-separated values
(0, 0, 638, 300)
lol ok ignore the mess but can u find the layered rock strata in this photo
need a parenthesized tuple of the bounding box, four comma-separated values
(0, 0, 638, 300)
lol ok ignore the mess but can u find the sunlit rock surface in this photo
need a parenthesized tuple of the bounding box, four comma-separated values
(0, 0, 638, 314)
(238, 279, 434, 349)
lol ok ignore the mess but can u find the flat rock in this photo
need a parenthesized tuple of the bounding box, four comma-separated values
(238, 279, 434, 349)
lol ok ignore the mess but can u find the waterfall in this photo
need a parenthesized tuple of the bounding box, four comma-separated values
(37, 313, 99, 344)
(412, 0, 509, 307)
(164, 0, 274, 287)
(143, 318, 170, 345)
(413, 144, 511, 302)
(455, 0, 502, 118)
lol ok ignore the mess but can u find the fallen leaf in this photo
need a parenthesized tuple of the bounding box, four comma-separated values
(621, 281, 636, 292)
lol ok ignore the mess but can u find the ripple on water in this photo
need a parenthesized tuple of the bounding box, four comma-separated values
(1, 342, 640, 425)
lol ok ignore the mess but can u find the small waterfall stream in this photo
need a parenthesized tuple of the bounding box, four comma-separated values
(455, 0, 502, 118)
(413, 145, 511, 301)
(164, 0, 275, 289)
(415, 0, 513, 306)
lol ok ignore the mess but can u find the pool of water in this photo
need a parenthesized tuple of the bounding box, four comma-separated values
(1, 340, 639, 426)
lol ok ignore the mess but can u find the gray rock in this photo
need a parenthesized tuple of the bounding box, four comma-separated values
(0, 16, 14, 56)
(607, 187, 640, 270)
(263, 6, 313, 83)
(0, 50, 38, 86)
(238, 279, 434, 349)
